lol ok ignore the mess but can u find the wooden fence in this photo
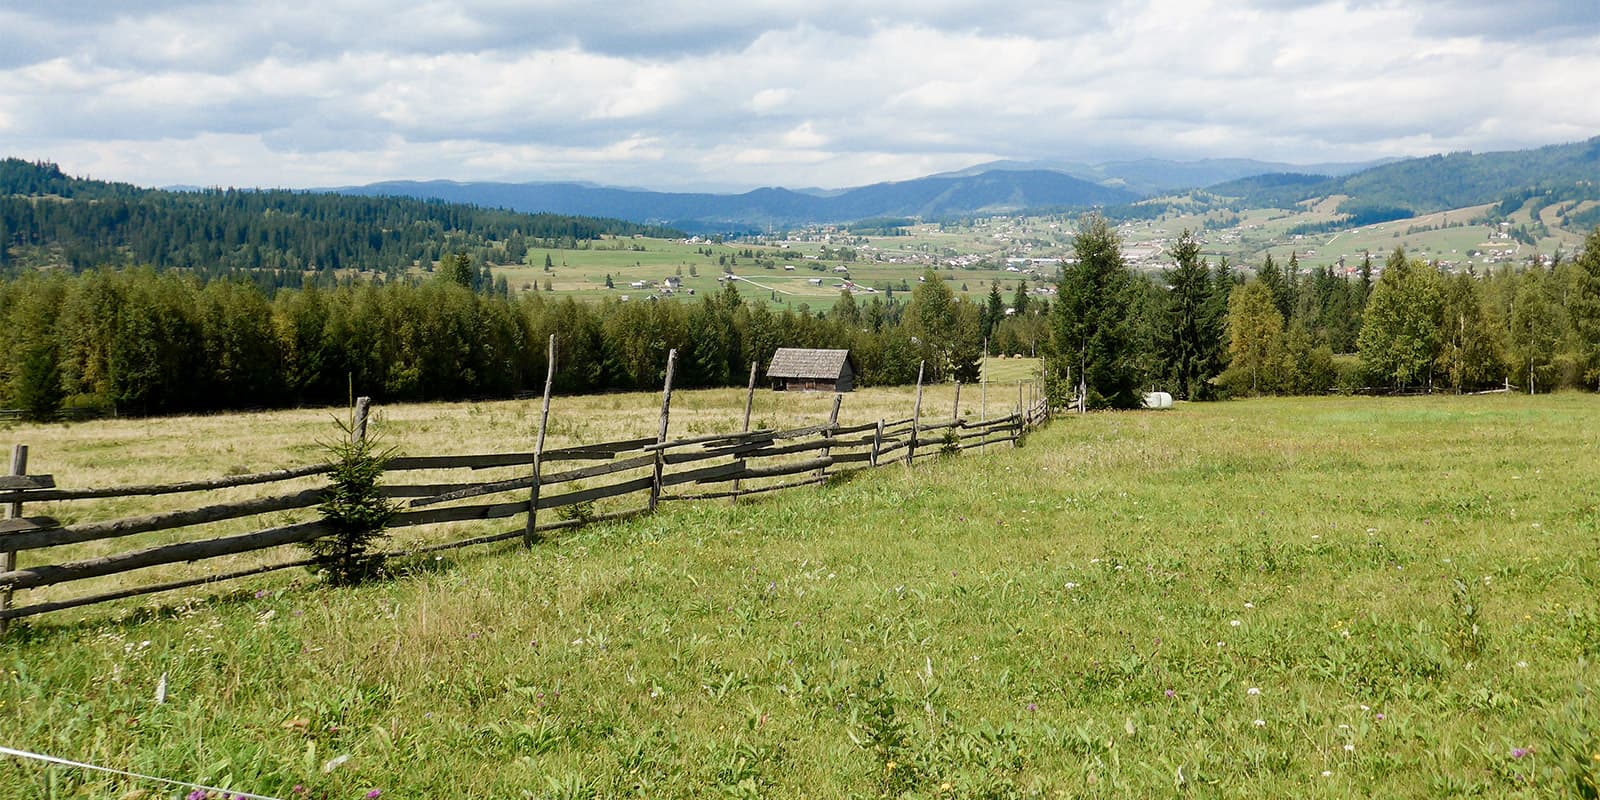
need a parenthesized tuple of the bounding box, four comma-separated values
(0, 350, 1049, 628)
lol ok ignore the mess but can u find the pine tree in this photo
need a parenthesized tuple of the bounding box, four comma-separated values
(440, 252, 473, 288)
(1257, 253, 1292, 324)
(1051, 214, 1141, 409)
(1012, 280, 1029, 316)
(982, 281, 1005, 340)
(1157, 230, 1221, 400)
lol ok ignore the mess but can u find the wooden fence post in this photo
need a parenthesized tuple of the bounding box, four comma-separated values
(818, 393, 842, 480)
(980, 349, 988, 452)
(951, 381, 962, 425)
(732, 362, 758, 502)
(352, 396, 371, 443)
(649, 349, 678, 512)
(906, 360, 925, 466)
(870, 419, 884, 467)
(1, 444, 26, 634)
(525, 334, 556, 547)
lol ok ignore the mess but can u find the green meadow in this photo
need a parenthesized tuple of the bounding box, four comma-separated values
(3, 393, 1600, 798)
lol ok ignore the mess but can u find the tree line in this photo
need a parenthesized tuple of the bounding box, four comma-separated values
(1047, 217, 1600, 408)
(0, 258, 1055, 419)
(3, 214, 1596, 419)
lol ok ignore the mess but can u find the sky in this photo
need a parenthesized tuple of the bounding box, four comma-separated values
(2, 0, 1598, 192)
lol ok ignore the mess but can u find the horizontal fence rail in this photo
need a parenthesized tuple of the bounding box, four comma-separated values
(0, 362, 1050, 627)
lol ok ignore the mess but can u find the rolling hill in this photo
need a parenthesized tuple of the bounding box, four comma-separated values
(1207, 136, 1600, 215)
(0, 159, 679, 275)
(334, 169, 1141, 232)
(940, 156, 1396, 196)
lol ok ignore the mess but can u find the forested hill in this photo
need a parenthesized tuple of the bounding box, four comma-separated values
(337, 169, 1139, 231)
(1208, 136, 1600, 213)
(0, 159, 682, 275)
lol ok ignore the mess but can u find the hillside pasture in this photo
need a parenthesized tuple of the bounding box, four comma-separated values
(4, 393, 1599, 798)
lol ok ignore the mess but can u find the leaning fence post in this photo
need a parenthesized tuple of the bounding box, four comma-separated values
(732, 361, 758, 502)
(525, 334, 557, 547)
(649, 349, 678, 512)
(818, 393, 842, 481)
(1, 444, 27, 634)
(870, 419, 885, 467)
(906, 360, 925, 466)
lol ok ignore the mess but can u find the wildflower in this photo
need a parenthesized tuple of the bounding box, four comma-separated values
(941, 782, 952, 792)
(886, 761, 897, 771)
(1247, 687, 1260, 696)
(1026, 703, 1037, 712)
(1230, 620, 1241, 627)
(367, 791, 383, 799)
(1343, 744, 1355, 752)
(1165, 689, 1175, 698)
(1374, 713, 1384, 721)
(292, 787, 307, 796)
(1253, 719, 1265, 727)
(187, 791, 208, 800)
(1244, 602, 1254, 609)
(1321, 770, 1332, 777)
(1511, 747, 1530, 759)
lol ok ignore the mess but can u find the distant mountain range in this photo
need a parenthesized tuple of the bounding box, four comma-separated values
(106, 137, 1600, 236)
(324, 154, 1423, 231)
(333, 169, 1140, 233)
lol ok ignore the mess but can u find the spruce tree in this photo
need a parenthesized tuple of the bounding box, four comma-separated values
(440, 252, 473, 288)
(1051, 214, 1141, 409)
(1257, 253, 1292, 324)
(1157, 230, 1221, 400)
(982, 281, 1005, 340)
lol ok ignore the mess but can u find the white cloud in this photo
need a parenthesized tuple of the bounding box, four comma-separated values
(0, 0, 1595, 190)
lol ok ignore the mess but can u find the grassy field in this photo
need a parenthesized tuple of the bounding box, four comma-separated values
(4, 393, 1600, 798)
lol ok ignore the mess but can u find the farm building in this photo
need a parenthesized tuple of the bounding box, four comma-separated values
(767, 348, 855, 392)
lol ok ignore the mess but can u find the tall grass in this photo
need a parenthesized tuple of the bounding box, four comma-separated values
(3, 393, 1599, 798)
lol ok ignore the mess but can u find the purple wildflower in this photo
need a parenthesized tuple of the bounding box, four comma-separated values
(367, 790, 383, 799)
(186, 791, 208, 800)
(1511, 747, 1531, 759)
(1026, 703, 1037, 712)
(1165, 689, 1175, 698)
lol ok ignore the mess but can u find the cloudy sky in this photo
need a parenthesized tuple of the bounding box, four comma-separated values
(3, 0, 1597, 191)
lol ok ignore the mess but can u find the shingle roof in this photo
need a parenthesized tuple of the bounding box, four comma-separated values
(767, 348, 850, 380)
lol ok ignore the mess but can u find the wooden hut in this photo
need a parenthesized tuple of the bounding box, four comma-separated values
(767, 348, 854, 392)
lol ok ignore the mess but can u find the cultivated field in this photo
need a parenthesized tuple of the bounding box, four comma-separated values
(3, 394, 1599, 798)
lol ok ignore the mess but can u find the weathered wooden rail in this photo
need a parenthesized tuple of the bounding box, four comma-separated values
(0, 353, 1048, 628)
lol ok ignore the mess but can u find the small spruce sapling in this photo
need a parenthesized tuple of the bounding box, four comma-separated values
(305, 408, 400, 585)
